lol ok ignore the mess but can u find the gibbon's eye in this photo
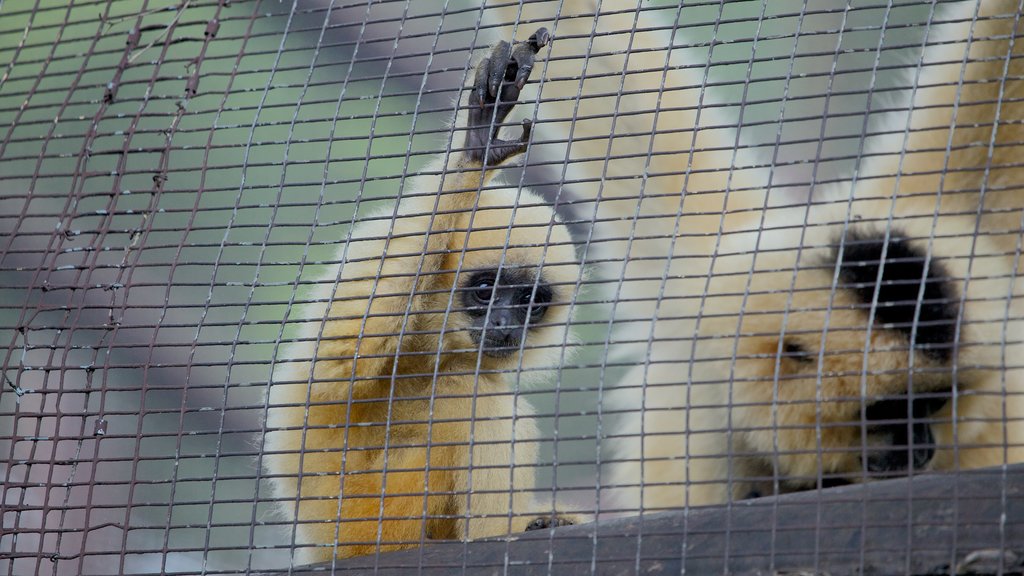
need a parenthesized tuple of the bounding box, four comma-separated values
(782, 340, 813, 363)
(473, 278, 496, 305)
(520, 286, 552, 319)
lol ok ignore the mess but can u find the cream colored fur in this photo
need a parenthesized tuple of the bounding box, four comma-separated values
(263, 97, 580, 561)
(487, 0, 1024, 511)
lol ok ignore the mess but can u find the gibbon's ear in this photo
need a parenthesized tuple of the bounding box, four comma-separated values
(832, 229, 959, 361)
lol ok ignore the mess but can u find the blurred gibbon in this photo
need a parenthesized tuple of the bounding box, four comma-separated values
(263, 29, 580, 564)
(485, 0, 1024, 510)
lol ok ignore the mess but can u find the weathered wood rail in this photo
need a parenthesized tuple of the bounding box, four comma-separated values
(258, 464, 1024, 575)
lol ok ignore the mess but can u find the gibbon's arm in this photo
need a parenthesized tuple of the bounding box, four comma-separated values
(850, 0, 1024, 258)
(309, 30, 552, 402)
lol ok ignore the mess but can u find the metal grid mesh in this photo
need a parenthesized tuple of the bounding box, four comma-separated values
(2, 0, 1023, 574)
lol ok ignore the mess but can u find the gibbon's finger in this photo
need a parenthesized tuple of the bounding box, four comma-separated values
(479, 119, 531, 167)
(527, 27, 550, 53)
(524, 514, 575, 531)
(510, 41, 535, 91)
(512, 27, 550, 90)
(518, 118, 532, 144)
(471, 56, 490, 109)
(487, 40, 512, 98)
(498, 78, 522, 119)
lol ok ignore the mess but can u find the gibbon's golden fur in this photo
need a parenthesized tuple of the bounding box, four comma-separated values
(263, 29, 580, 564)
(484, 0, 1024, 510)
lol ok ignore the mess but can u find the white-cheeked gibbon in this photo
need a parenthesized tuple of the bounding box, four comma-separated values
(263, 29, 580, 564)
(484, 0, 1024, 510)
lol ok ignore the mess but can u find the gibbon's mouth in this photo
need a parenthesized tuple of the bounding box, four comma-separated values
(478, 335, 523, 358)
(862, 395, 948, 476)
(740, 395, 949, 500)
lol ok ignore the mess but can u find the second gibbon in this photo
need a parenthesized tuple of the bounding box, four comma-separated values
(484, 0, 1024, 509)
(263, 29, 580, 564)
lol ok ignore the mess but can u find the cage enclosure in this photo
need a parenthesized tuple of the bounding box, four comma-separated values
(2, 0, 1024, 574)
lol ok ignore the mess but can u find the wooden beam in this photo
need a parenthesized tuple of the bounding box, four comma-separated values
(260, 465, 1024, 575)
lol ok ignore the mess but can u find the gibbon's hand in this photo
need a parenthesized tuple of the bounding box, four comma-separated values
(466, 27, 550, 167)
(524, 515, 576, 531)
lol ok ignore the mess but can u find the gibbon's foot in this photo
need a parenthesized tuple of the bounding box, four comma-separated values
(524, 514, 575, 531)
(466, 27, 550, 167)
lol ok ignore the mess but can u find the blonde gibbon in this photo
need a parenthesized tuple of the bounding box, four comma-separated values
(484, 0, 1024, 510)
(263, 29, 580, 564)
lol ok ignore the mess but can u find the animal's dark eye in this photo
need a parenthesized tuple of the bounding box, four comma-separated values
(783, 340, 813, 363)
(473, 280, 495, 304)
(521, 287, 552, 318)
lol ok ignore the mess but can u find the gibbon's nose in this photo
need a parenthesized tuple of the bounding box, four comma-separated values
(862, 396, 946, 475)
(485, 310, 522, 344)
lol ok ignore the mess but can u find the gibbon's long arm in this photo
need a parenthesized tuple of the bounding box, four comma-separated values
(849, 0, 1024, 257)
(310, 29, 552, 402)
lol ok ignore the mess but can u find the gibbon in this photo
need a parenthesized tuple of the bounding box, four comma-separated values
(484, 0, 1024, 510)
(263, 28, 580, 564)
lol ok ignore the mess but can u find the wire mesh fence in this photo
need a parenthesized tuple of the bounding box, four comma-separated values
(2, 0, 1023, 574)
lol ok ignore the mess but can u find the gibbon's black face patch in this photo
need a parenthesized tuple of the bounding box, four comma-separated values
(832, 229, 959, 362)
(459, 268, 553, 357)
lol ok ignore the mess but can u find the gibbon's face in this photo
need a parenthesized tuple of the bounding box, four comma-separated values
(458, 267, 554, 358)
(440, 189, 579, 364)
(715, 229, 960, 494)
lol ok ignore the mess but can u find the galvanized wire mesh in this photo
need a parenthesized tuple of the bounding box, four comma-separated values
(2, 0, 1023, 574)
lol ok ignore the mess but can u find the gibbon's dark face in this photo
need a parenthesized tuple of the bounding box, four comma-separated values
(830, 229, 958, 476)
(459, 268, 553, 357)
(731, 227, 961, 495)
